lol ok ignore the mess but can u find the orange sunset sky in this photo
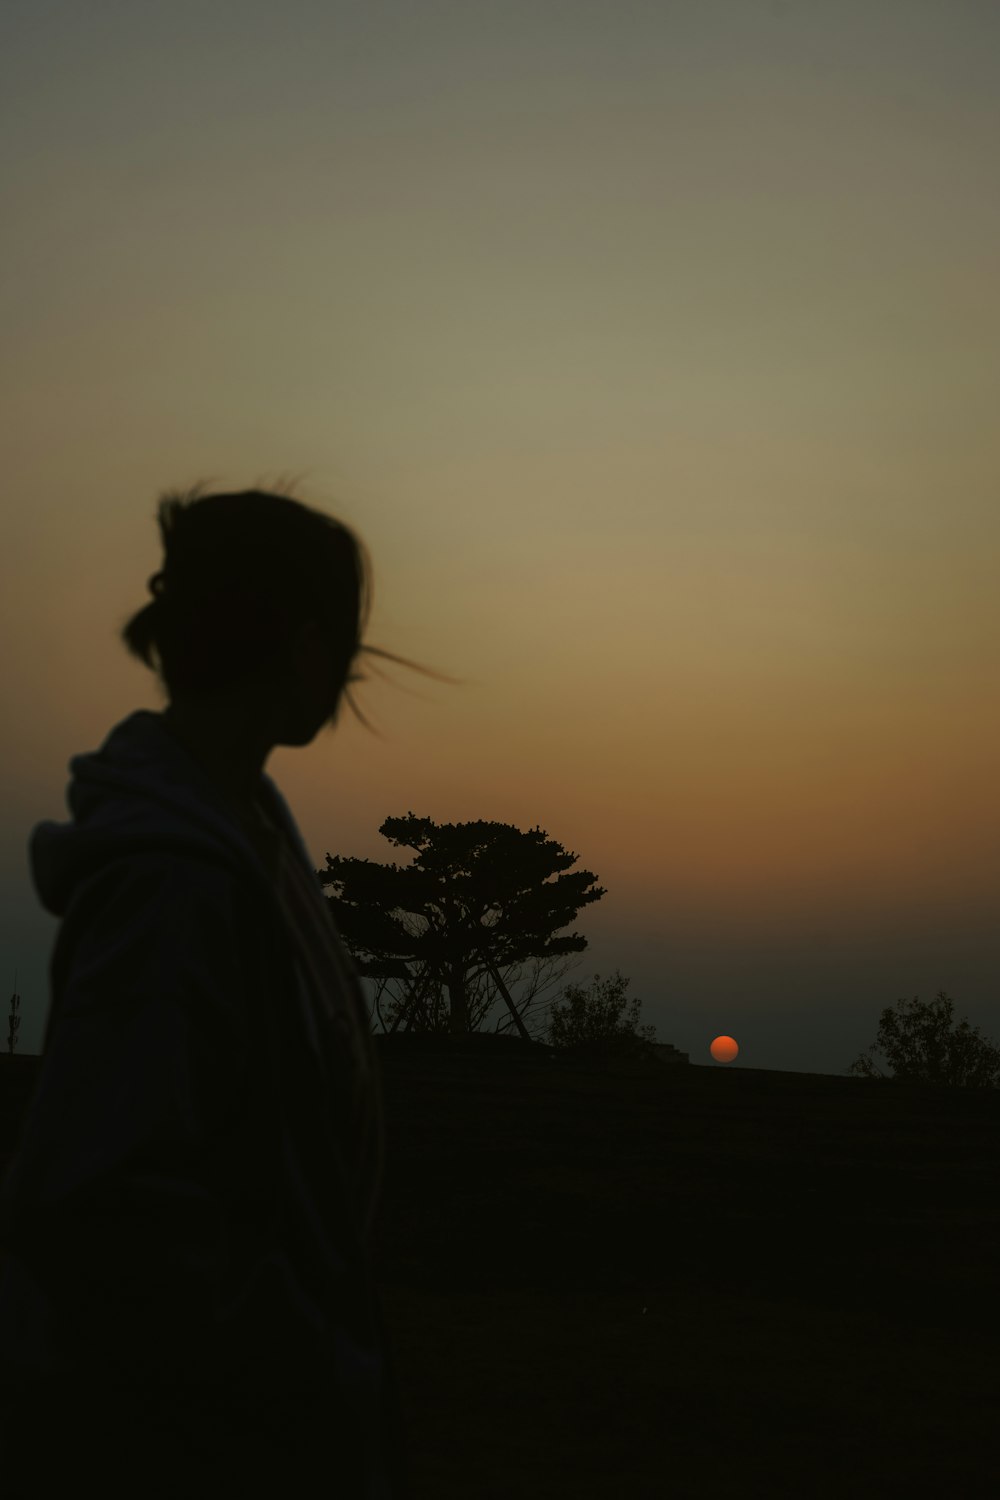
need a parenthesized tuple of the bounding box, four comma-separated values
(3, 0, 999, 1069)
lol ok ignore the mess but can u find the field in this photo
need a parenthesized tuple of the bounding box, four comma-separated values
(2, 1038, 997, 1496)
(372, 1034, 998, 1497)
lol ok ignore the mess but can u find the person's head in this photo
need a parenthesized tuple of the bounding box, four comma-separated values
(120, 483, 450, 748)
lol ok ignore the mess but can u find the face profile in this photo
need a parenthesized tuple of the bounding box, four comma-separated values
(125, 489, 457, 810)
(267, 617, 354, 746)
(160, 617, 348, 808)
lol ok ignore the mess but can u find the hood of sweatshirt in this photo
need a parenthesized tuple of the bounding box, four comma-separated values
(2, 712, 404, 1481)
(25, 707, 384, 1240)
(29, 708, 293, 920)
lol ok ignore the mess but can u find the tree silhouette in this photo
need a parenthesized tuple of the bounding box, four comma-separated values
(319, 814, 605, 1035)
(544, 970, 659, 1065)
(848, 991, 1000, 1087)
(364, 949, 584, 1042)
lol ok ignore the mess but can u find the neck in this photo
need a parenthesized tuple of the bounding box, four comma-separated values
(161, 705, 267, 808)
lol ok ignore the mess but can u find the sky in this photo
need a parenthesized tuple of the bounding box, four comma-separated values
(2, 0, 999, 1072)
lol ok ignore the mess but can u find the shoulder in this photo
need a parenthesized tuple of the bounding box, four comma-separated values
(67, 849, 259, 927)
(50, 852, 283, 1029)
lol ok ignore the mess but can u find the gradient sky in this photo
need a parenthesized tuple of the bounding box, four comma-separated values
(3, 0, 999, 1071)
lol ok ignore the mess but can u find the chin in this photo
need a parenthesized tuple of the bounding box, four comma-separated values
(279, 700, 340, 747)
(278, 720, 323, 748)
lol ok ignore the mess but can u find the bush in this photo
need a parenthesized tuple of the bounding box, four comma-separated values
(848, 991, 1000, 1088)
(544, 971, 658, 1066)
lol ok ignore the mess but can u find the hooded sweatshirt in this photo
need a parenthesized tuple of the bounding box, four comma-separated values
(0, 709, 408, 1495)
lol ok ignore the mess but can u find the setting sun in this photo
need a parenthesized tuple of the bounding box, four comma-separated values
(710, 1035, 739, 1064)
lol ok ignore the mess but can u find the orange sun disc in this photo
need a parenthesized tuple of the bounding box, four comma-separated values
(710, 1035, 739, 1063)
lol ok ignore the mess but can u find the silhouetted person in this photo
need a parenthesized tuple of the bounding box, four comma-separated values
(0, 487, 443, 1496)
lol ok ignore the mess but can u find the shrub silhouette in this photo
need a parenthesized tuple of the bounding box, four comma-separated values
(848, 991, 1000, 1087)
(545, 970, 658, 1065)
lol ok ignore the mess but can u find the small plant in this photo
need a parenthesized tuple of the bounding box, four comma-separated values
(7, 971, 20, 1055)
(545, 970, 658, 1065)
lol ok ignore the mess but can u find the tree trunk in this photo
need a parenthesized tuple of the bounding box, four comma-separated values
(447, 966, 468, 1034)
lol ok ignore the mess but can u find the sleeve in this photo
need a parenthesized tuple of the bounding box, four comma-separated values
(0, 855, 336, 1402)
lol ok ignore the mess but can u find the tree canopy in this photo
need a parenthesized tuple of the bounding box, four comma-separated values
(319, 813, 605, 1034)
(848, 992, 1000, 1088)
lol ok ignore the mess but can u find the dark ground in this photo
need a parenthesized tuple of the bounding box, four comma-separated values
(2, 1037, 997, 1496)
(371, 1034, 998, 1498)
